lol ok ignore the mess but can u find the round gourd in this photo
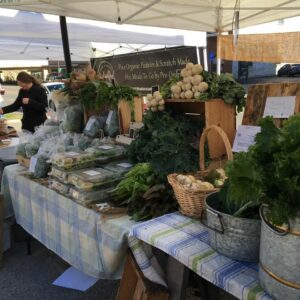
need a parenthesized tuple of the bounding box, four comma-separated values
(198, 82, 209, 92)
(159, 99, 165, 105)
(171, 85, 181, 94)
(180, 68, 188, 77)
(192, 64, 203, 75)
(192, 75, 203, 86)
(185, 90, 194, 99)
(186, 62, 194, 70)
(185, 83, 192, 91)
(158, 105, 165, 111)
(151, 106, 158, 112)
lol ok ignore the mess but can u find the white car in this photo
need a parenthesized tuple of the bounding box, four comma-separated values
(42, 82, 64, 110)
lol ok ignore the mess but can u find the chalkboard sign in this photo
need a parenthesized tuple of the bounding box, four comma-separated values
(91, 46, 202, 94)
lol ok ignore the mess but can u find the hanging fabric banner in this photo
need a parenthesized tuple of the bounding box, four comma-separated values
(218, 32, 300, 63)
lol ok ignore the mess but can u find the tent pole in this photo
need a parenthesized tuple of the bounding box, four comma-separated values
(203, 47, 208, 71)
(216, 32, 221, 74)
(59, 16, 72, 76)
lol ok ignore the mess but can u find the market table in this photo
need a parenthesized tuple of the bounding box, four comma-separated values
(2, 164, 135, 279)
(130, 212, 273, 300)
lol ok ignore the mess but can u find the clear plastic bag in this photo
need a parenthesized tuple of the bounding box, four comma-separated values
(83, 115, 106, 138)
(49, 179, 70, 196)
(61, 104, 83, 133)
(104, 110, 119, 137)
(102, 160, 133, 177)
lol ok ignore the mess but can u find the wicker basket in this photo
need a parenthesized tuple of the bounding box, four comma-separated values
(168, 125, 233, 218)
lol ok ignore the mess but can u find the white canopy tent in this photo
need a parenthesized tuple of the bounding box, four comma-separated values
(1, 1, 300, 32)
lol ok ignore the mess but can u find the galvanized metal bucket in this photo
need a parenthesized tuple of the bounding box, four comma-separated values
(202, 192, 261, 262)
(259, 206, 300, 300)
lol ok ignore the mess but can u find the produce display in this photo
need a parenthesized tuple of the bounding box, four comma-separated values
(112, 163, 177, 221)
(67, 167, 116, 191)
(145, 91, 165, 112)
(128, 110, 201, 180)
(49, 179, 70, 196)
(102, 160, 133, 177)
(49, 166, 73, 183)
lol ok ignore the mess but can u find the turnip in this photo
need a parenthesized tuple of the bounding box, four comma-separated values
(192, 75, 203, 86)
(198, 82, 209, 92)
(171, 85, 181, 94)
(180, 92, 185, 99)
(185, 90, 194, 99)
(192, 64, 203, 75)
(194, 91, 201, 99)
(185, 83, 192, 91)
(186, 62, 194, 70)
(180, 68, 188, 77)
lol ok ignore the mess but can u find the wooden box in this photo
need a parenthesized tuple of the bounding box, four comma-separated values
(165, 99, 236, 159)
(116, 252, 170, 300)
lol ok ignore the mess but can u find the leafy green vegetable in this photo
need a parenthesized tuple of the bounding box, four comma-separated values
(127, 110, 201, 180)
(198, 71, 246, 113)
(112, 163, 177, 221)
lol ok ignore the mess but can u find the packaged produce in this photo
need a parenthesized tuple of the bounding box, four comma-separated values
(51, 151, 95, 170)
(69, 186, 114, 205)
(83, 115, 106, 138)
(49, 166, 73, 183)
(102, 161, 133, 177)
(49, 179, 70, 195)
(86, 143, 126, 159)
(67, 167, 116, 191)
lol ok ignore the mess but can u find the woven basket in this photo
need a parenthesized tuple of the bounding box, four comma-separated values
(168, 125, 233, 218)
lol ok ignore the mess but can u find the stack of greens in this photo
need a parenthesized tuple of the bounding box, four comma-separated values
(112, 163, 177, 221)
(220, 115, 300, 225)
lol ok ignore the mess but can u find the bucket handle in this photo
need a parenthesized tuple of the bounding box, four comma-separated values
(259, 205, 290, 236)
(200, 208, 224, 234)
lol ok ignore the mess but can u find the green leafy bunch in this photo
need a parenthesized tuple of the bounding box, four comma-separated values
(112, 163, 177, 221)
(79, 80, 138, 110)
(127, 110, 200, 180)
(220, 115, 300, 224)
(199, 71, 246, 112)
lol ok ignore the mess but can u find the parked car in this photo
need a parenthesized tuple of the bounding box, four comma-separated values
(42, 82, 64, 110)
(277, 64, 300, 77)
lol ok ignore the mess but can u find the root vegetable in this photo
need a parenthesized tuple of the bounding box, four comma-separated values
(177, 81, 183, 87)
(185, 83, 192, 91)
(155, 94, 163, 101)
(192, 75, 203, 86)
(194, 91, 201, 98)
(183, 77, 190, 84)
(151, 99, 158, 106)
(186, 62, 194, 70)
(185, 90, 194, 99)
(173, 94, 180, 99)
(180, 92, 185, 99)
(171, 85, 181, 94)
(186, 69, 193, 77)
(159, 99, 165, 105)
(192, 86, 197, 93)
(151, 106, 158, 112)
(192, 64, 203, 75)
(180, 68, 188, 77)
(158, 105, 165, 111)
(187, 76, 193, 84)
(153, 91, 160, 97)
(198, 82, 209, 92)
(146, 94, 153, 100)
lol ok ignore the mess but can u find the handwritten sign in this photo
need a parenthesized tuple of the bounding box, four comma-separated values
(263, 96, 296, 118)
(232, 125, 261, 153)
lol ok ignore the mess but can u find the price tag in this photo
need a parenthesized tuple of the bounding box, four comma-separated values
(29, 156, 38, 173)
(99, 145, 114, 150)
(232, 125, 261, 153)
(263, 96, 296, 118)
(65, 151, 80, 157)
(117, 163, 133, 168)
(83, 170, 101, 176)
(106, 110, 114, 125)
(85, 118, 96, 131)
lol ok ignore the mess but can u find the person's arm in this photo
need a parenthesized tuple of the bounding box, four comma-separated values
(27, 86, 48, 112)
(1, 91, 22, 114)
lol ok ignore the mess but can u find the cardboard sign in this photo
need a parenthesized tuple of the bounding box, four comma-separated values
(232, 125, 261, 153)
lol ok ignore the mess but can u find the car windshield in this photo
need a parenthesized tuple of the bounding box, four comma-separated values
(46, 84, 64, 92)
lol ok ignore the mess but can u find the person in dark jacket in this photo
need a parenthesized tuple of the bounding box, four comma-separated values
(0, 71, 47, 133)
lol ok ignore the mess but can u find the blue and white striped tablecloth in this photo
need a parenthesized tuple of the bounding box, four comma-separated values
(130, 212, 273, 300)
(2, 164, 135, 279)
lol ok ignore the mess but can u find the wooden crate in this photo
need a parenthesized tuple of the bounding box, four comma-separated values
(16, 155, 30, 168)
(165, 99, 236, 159)
(116, 252, 170, 300)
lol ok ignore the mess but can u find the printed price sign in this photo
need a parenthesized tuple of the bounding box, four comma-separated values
(232, 125, 261, 153)
(263, 96, 296, 118)
(29, 156, 38, 173)
(83, 170, 101, 176)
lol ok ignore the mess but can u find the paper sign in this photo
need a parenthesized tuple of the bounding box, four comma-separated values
(85, 118, 96, 131)
(117, 163, 133, 168)
(106, 110, 114, 125)
(263, 96, 296, 118)
(53, 267, 98, 291)
(29, 156, 38, 173)
(83, 170, 101, 176)
(65, 151, 80, 157)
(232, 125, 261, 153)
(99, 145, 114, 150)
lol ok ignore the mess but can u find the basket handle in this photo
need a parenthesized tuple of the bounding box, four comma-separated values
(199, 125, 233, 171)
(259, 205, 290, 236)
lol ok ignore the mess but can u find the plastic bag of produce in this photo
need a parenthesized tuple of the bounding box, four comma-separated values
(104, 110, 119, 137)
(61, 104, 83, 133)
(49, 179, 70, 195)
(25, 143, 39, 158)
(33, 154, 51, 179)
(83, 115, 106, 138)
(102, 160, 133, 177)
(16, 143, 29, 157)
